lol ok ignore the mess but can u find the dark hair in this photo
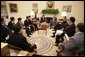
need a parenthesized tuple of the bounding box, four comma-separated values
(1, 18, 4, 23)
(77, 23, 84, 32)
(70, 17, 75, 23)
(14, 25, 22, 33)
(18, 18, 21, 21)
(26, 16, 31, 19)
(43, 15, 45, 16)
(10, 17, 15, 21)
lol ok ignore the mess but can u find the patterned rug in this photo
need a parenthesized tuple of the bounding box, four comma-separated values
(27, 35, 55, 55)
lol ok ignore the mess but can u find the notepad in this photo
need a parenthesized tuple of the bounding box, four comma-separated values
(55, 30, 63, 35)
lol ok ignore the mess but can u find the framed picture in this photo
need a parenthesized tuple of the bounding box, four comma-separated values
(32, 3, 38, 8)
(47, 1, 54, 9)
(9, 3, 18, 13)
(1, 1, 8, 18)
(62, 5, 72, 12)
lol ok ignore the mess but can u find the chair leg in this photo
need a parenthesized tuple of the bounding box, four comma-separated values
(45, 30, 47, 35)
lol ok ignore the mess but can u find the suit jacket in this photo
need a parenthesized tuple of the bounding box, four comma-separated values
(52, 16, 57, 22)
(1, 24, 12, 42)
(62, 21, 68, 29)
(64, 23, 76, 37)
(40, 16, 45, 22)
(63, 32, 84, 56)
(24, 19, 32, 27)
(54, 22, 62, 31)
(8, 21, 15, 31)
(8, 32, 35, 52)
(16, 21, 24, 27)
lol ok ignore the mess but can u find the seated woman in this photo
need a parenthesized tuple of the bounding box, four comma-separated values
(8, 25, 37, 52)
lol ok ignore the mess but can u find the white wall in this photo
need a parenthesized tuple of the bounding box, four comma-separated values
(6, 1, 84, 24)
(54, 1, 84, 24)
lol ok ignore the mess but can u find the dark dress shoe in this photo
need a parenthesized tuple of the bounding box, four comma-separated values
(30, 33, 32, 35)
(27, 35, 31, 37)
(52, 32, 55, 34)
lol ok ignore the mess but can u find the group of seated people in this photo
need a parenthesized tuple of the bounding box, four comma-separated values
(8, 16, 38, 37)
(51, 17, 76, 45)
(58, 22, 84, 56)
(1, 15, 84, 56)
(1, 16, 39, 54)
(1, 15, 50, 55)
(50, 16, 84, 56)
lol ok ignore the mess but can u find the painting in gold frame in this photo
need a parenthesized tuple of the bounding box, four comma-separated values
(32, 3, 38, 9)
(62, 5, 72, 12)
(9, 3, 18, 13)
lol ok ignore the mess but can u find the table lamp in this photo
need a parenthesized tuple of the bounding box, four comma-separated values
(29, 10, 35, 18)
(61, 11, 67, 20)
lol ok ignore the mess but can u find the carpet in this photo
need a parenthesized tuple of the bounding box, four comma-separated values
(27, 35, 54, 55)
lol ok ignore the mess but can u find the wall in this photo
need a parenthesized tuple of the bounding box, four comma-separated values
(54, 1, 84, 24)
(5, 1, 84, 24)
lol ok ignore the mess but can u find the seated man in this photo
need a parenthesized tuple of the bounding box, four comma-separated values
(1, 18, 12, 42)
(24, 16, 33, 37)
(8, 25, 37, 52)
(50, 16, 57, 29)
(51, 22, 63, 37)
(8, 17, 16, 31)
(16, 17, 24, 28)
(40, 14, 45, 23)
(55, 30, 65, 46)
(64, 17, 76, 37)
(57, 22, 84, 56)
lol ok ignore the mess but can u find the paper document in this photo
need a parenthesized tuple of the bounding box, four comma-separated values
(55, 30, 63, 35)
(65, 34, 69, 41)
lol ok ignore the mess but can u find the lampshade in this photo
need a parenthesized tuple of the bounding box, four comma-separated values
(29, 10, 35, 16)
(61, 11, 67, 16)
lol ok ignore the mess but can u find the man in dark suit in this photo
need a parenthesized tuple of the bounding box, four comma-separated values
(51, 22, 63, 37)
(1, 18, 12, 42)
(50, 15, 57, 29)
(55, 17, 76, 46)
(8, 25, 37, 52)
(64, 17, 76, 37)
(8, 17, 16, 31)
(24, 16, 34, 37)
(40, 15, 45, 23)
(16, 18, 24, 28)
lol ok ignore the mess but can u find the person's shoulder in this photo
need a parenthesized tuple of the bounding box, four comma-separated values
(8, 21, 11, 23)
(71, 32, 83, 40)
(72, 23, 76, 26)
(8, 21, 13, 24)
(25, 19, 27, 21)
